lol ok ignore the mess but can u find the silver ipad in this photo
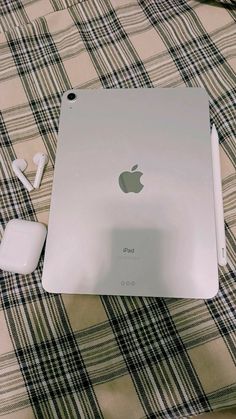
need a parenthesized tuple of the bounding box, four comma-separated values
(42, 88, 218, 298)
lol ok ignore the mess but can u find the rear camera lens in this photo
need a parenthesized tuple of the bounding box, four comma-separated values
(67, 92, 76, 101)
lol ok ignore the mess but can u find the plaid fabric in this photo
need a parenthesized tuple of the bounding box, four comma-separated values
(0, 0, 236, 418)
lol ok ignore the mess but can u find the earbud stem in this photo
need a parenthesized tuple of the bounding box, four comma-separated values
(33, 155, 47, 189)
(12, 160, 34, 192)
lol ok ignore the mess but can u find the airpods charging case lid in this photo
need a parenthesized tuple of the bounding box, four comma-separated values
(0, 219, 47, 275)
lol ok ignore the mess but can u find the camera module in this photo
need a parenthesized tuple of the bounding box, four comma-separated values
(67, 92, 76, 101)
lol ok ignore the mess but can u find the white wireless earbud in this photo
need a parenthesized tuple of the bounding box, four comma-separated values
(33, 152, 49, 189)
(12, 159, 34, 192)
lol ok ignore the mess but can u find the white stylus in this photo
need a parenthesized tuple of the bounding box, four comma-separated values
(211, 124, 227, 266)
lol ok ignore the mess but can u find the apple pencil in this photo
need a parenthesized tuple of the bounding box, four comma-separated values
(211, 124, 227, 266)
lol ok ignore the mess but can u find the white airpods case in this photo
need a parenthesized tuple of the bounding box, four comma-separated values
(0, 219, 47, 274)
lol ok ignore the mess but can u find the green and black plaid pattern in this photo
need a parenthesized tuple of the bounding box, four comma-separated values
(0, 0, 236, 418)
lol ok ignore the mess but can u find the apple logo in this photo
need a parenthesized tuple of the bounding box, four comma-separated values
(119, 164, 144, 193)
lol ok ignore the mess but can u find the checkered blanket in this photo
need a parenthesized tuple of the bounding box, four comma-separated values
(0, 0, 236, 418)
